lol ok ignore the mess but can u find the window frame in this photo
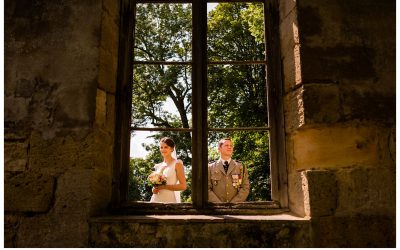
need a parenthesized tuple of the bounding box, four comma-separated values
(111, 0, 287, 214)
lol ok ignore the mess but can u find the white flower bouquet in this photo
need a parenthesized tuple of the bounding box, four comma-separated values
(147, 172, 167, 187)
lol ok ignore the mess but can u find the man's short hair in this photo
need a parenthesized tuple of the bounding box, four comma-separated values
(218, 138, 232, 148)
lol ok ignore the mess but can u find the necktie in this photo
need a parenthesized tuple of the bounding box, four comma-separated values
(223, 161, 229, 173)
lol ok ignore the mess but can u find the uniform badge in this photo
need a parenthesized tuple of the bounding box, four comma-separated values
(231, 174, 241, 188)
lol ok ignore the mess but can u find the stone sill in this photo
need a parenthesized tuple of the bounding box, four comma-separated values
(90, 212, 309, 224)
(110, 200, 288, 215)
(89, 213, 312, 247)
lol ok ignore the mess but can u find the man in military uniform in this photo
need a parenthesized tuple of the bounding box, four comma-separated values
(208, 138, 250, 203)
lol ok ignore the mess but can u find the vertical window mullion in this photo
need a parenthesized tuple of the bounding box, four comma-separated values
(192, 0, 208, 208)
(264, 0, 287, 207)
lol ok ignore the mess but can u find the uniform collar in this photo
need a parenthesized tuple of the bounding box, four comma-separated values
(219, 158, 231, 164)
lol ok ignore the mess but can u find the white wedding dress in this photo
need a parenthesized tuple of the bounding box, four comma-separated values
(150, 159, 182, 203)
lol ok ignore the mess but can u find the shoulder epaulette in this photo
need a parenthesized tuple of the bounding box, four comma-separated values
(208, 160, 216, 164)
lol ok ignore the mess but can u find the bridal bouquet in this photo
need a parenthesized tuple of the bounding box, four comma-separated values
(147, 172, 167, 187)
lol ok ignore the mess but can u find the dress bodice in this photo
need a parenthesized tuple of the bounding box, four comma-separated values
(150, 159, 182, 203)
(155, 160, 178, 186)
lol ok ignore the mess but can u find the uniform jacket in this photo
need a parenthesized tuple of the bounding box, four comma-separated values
(208, 159, 250, 203)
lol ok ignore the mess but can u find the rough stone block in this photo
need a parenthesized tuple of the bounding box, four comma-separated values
(287, 171, 305, 217)
(301, 170, 337, 217)
(341, 88, 395, 123)
(89, 215, 311, 247)
(98, 11, 118, 93)
(282, 44, 302, 93)
(336, 166, 395, 215)
(279, 0, 296, 21)
(17, 212, 89, 247)
(98, 48, 118, 94)
(311, 214, 395, 247)
(95, 88, 107, 127)
(284, 86, 304, 133)
(5, 172, 55, 212)
(284, 83, 340, 132)
(280, 9, 299, 62)
(5, 96, 30, 123)
(106, 92, 116, 133)
(302, 83, 341, 124)
(5, 141, 28, 172)
(4, 214, 20, 247)
(54, 84, 96, 128)
(100, 11, 119, 54)
(103, 0, 120, 19)
(290, 125, 380, 170)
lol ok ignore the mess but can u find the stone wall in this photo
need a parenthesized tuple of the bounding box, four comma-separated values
(4, 0, 395, 247)
(4, 0, 120, 247)
(280, 0, 395, 246)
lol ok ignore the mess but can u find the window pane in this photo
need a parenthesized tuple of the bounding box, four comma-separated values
(207, 3, 265, 61)
(132, 64, 192, 128)
(207, 64, 267, 128)
(129, 131, 193, 202)
(208, 131, 271, 201)
(134, 3, 192, 62)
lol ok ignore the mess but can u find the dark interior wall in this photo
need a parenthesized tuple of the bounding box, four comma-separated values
(4, 0, 117, 247)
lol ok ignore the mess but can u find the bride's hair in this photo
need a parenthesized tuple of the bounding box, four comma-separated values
(160, 137, 175, 149)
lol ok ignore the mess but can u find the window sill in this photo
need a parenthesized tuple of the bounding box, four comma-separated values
(91, 212, 308, 223)
(89, 212, 311, 247)
(110, 200, 289, 215)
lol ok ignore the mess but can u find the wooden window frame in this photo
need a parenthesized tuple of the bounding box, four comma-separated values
(111, 0, 287, 214)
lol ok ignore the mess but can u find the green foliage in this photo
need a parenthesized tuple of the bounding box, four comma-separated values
(130, 3, 270, 202)
(128, 158, 154, 201)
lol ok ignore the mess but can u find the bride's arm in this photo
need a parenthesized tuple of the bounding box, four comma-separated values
(159, 162, 187, 191)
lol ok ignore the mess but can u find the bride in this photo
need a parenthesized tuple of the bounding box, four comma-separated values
(150, 137, 187, 203)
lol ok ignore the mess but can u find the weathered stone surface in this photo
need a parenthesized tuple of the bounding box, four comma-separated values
(95, 88, 107, 127)
(287, 171, 305, 217)
(297, 0, 395, 85)
(301, 170, 337, 217)
(5, 172, 55, 212)
(279, 0, 296, 21)
(341, 88, 395, 123)
(311, 214, 395, 247)
(4, 214, 20, 247)
(103, 0, 120, 19)
(4, 140, 28, 171)
(302, 83, 341, 124)
(89, 215, 311, 247)
(106, 92, 116, 133)
(284, 84, 341, 132)
(336, 166, 395, 215)
(282, 44, 302, 93)
(290, 125, 380, 170)
(5, 0, 102, 139)
(280, 9, 301, 92)
(98, 2, 119, 94)
(284, 86, 304, 132)
(17, 212, 89, 248)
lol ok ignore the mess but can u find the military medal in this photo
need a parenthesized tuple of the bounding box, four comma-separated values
(232, 174, 239, 188)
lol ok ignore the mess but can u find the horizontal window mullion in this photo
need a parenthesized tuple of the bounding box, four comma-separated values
(131, 127, 193, 132)
(208, 127, 270, 132)
(133, 0, 265, 3)
(133, 61, 192, 65)
(207, 0, 265, 3)
(207, 60, 266, 65)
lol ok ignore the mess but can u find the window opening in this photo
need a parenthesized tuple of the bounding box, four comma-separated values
(130, 3, 193, 202)
(118, 0, 286, 211)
